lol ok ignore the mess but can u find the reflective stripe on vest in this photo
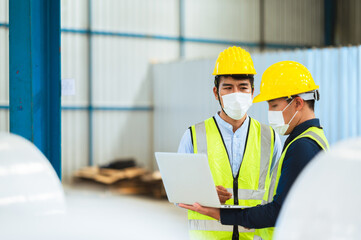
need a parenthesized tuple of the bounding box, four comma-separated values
(226, 188, 266, 201)
(266, 158, 280, 204)
(194, 120, 273, 193)
(189, 219, 255, 233)
(302, 131, 328, 151)
(189, 117, 274, 239)
(259, 124, 273, 190)
(266, 128, 329, 203)
(194, 121, 207, 154)
(257, 127, 329, 240)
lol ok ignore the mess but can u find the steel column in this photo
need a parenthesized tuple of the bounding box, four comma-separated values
(9, 0, 62, 179)
(324, 0, 336, 46)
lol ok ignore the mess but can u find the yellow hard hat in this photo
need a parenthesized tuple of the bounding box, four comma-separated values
(253, 61, 319, 103)
(212, 46, 257, 75)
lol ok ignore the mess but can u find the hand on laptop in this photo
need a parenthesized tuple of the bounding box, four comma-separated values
(178, 203, 220, 220)
(216, 185, 232, 204)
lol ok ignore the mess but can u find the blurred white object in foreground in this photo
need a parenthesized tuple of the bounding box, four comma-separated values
(0, 133, 66, 215)
(0, 133, 187, 240)
(274, 138, 361, 240)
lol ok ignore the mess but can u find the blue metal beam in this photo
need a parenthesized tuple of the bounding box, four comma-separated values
(2, 21, 311, 49)
(324, 0, 336, 46)
(9, 0, 62, 179)
(61, 28, 309, 49)
(88, 0, 94, 166)
(1, 105, 153, 111)
(91, 106, 153, 111)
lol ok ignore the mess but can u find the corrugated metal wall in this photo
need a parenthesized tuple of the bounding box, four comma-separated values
(183, 0, 260, 43)
(1, 0, 359, 181)
(264, 0, 324, 46)
(89, 0, 179, 177)
(0, 0, 9, 132)
(153, 46, 361, 155)
(182, 0, 324, 55)
(335, 0, 361, 45)
(61, 0, 90, 181)
(153, 59, 219, 160)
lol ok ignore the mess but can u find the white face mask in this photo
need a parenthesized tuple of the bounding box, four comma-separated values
(221, 92, 252, 120)
(268, 99, 298, 135)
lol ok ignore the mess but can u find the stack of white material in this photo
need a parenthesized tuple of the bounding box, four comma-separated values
(0, 133, 66, 215)
(275, 138, 361, 240)
(0, 133, 188, 240)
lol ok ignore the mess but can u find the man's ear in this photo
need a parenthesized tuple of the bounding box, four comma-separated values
(213, 87, 219, 100)
(251, 88, 255, 98)
(295, 97, 304, 111)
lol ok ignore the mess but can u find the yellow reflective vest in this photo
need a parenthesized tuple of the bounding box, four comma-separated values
(189, 117, 275, 240)
(256, 126, 329, 240)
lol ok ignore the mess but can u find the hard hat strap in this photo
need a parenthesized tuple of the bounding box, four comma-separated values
(296, 90, 319, 101)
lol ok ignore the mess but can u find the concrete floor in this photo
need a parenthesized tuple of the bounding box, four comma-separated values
(63, 182, 189, 239)
(0, 179, 189, 239)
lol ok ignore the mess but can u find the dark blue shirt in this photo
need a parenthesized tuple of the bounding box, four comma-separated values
(220, 119, 324, 228)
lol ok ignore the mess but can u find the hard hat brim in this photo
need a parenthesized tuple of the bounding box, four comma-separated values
(253, 85, 319, 103)
(212, 70, 257, 76)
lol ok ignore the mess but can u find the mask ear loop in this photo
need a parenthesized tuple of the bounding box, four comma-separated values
(282, 98, 295, 112)
(217, 88, 230, 118)
(285, 98, 299, 125)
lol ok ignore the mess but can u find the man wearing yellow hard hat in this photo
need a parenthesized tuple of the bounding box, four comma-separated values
(180, 61, 329, 240)
(178, 46, 282, 240)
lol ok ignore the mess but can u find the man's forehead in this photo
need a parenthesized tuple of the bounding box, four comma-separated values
(220, 77, 250, 84)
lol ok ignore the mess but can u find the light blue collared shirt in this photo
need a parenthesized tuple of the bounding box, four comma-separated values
(177, 113, 282, 177)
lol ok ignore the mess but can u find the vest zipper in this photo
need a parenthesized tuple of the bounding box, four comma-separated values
(213, 116, 252, 240)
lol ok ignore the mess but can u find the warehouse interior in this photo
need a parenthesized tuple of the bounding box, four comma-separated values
(0, 0, 361, 239)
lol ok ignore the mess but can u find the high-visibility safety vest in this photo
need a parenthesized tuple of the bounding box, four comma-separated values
(189, 116, 275, 240)
(256, 126, 329, 240)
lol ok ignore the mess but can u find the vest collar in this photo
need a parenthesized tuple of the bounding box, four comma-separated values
(284, 118, 321, 149)
(214, 112, 250, 134)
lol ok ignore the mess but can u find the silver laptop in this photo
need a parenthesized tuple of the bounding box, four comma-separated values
(155, 152, 248, 209)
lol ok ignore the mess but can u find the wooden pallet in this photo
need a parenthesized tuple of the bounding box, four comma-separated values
(73, 166, 148, 185)
(73, 167, 166, 199)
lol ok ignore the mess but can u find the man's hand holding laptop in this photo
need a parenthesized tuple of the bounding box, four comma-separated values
(179, 202, 221, 220)
(216, 185, 232, 204)
(179, 185, 232, 220)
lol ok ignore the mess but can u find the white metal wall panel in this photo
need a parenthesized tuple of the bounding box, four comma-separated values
(184, 0, 260, 42)
(153, 46, 361, 155)
(0, 110, 9, 132)
(93, 111, 153, 169)
(61, 111, 89, 181)
(92, 36, 179, 106)
(60, 0, 90, 181)
(92, 0, 179, 36)
(0, 28, 8, 105)
(184, 43, 258, 59)
(153, 59, 219, 154)
(61, 34, 89, 106)
(61, 0, 89, 29)
(0, 0, 8, 23)
(0, 4, 9, 133)
(264, 0, 323, 46)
